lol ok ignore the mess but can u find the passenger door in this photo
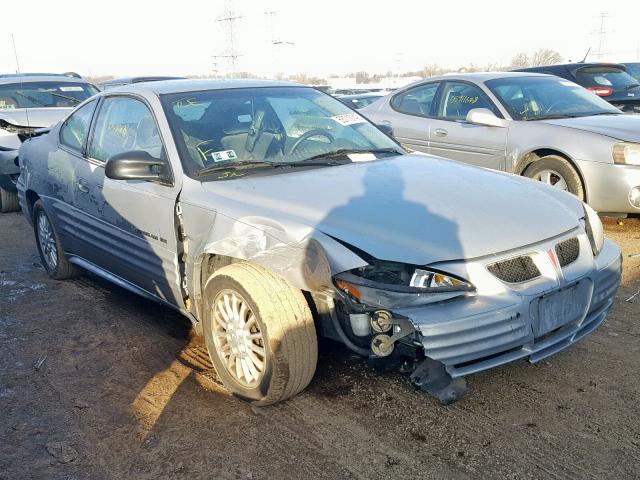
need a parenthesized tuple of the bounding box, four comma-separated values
(72, 95, 184, 306)
(371, 82, 440, 154)
(429, 81, 507, 170)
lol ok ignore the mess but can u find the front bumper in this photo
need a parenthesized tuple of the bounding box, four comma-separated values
(394, 233, 621, 379)
(577, 159, 640, 214)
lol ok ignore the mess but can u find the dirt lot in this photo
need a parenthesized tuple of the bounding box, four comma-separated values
(1, 212, 639, 480)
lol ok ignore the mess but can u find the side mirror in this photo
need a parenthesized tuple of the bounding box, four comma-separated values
(105, 150, 171, 185)
(466, 108, 507, 128)
(376, 123, 394, 137)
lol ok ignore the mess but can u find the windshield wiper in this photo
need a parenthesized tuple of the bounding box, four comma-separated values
(626, 83, 640, 90)
(196, 160, 277, 177)
(13, 91, 47, 107)
(302, 148, 402, 163)
(46, 91, 81, 104)
(525, 114, 584, 121)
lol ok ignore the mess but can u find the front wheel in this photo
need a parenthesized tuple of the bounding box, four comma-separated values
(33, 200, 79, 280)
(202, 263, 318, 406)
(523, 155, 585, 201)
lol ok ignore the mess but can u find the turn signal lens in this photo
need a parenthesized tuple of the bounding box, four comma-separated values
(336, 279, 361, 301)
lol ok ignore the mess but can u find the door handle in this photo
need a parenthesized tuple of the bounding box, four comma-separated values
(77, 178, 90, 193)
(434, 128, 448, 137)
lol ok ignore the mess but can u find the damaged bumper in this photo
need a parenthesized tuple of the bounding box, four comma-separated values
(394, 234, 621, 379)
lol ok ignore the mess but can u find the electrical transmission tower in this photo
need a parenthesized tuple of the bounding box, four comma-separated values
(214, 0, 244, 76)
(593, 12, 609, 60)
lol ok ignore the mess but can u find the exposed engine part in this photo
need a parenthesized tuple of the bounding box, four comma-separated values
(328, 297, 371, 356)
(369, 315, 414, 357)
(348, 313, 371, 337)
(410, 357, 468, 405)
(371, 309, 393, 333)
(371, 334, 394, 357)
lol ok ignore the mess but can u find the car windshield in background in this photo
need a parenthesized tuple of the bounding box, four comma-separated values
(485, 76, 621, 121)
(0, 82, 98, 109)
(161, 86, 401, 177)
(574, 66, 639, 90)
(623, 63, 640, 83)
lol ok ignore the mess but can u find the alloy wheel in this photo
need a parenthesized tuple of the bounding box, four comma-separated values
(532, 169, 568, 191)
(37, 212, 58, 271)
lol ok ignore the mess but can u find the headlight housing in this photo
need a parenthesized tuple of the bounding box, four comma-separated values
(612, 142, 640, 166)
(334, 260, 474, 309)
(583, 203, 604, 256)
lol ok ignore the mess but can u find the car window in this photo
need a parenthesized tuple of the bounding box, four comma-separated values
(391, 83, 439, 117)
(161, 86, 400, 177)
(437, 82, 497, 121)
(0, 81, 98, 109)
(575, 66, 638, 89)
(59, 100, 98, 153)
(88, 97, 164, 163)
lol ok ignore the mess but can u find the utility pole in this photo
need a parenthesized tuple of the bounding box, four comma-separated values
(264, 10, 294, 79)
(214, 0, 244, 76)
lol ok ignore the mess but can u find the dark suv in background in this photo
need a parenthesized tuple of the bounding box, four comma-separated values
(622, 62, 640, 83)
(515, 63, 640, 113)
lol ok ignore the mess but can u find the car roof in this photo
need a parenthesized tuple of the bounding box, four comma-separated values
(404, 71, 550, 86)
(104, 78, 306, 96)
(99, 76, 186, 86)
(0, 74, 91, 86)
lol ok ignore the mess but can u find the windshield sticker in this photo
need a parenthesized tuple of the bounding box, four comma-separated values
(59, 86, 84, 92)
(211, 149, 238, 162)
(331, 113, 366, 126)
(348, 153, 376, 162)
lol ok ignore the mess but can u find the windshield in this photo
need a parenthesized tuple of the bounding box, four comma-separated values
(161, 86, 401, 178)
(0, 81, 99, 109)
(485, 76, 621, 121)
(574, 66, 639, 90)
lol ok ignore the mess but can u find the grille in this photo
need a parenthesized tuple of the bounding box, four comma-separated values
(555, 237, 580, 267)
(487, 256, 541, 283)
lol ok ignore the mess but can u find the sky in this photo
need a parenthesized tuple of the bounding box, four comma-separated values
(1, 0, 639, 79)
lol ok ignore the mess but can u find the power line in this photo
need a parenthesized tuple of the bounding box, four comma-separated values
(593, 12, 609, 60)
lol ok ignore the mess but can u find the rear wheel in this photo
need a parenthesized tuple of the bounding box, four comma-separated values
(202, 262, 317, 406)
(33, 200, 79, 280)
(524, 155, 584, 200)
(0, 187, 19, 213)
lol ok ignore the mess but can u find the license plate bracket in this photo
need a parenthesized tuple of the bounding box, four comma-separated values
(531, 280, 592, 337)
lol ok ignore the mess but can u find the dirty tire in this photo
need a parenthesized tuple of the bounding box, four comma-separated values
(0, 187, 19, 213)
(32, 200, 80, 280)
(203, 262, 318, 406)
(523, 155, 585, 201)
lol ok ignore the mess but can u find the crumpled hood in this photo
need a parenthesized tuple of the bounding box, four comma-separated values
(202, 155, 582, 265)
(0, 107, 71, 128)
(542, 114, 640, 142)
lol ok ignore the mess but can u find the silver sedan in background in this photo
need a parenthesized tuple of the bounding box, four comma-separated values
(361, 72, 640, 215)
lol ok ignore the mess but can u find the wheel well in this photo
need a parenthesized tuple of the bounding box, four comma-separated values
(25, 190, 40, 220)
(516, 149, 587, 201)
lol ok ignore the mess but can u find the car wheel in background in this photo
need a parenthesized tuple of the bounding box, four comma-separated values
(0, 187, 20, 213)
(32, 200, 80, 279)
(203, 262, 318, 406)
(524, 155, 585, 201)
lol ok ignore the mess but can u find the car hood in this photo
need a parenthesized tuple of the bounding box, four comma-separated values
(201, 155, 582, 266)
(0, 107, 71, 128)
(541, 114, 640, 142)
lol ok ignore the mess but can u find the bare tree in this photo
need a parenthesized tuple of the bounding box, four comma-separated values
(510, 49, 563, 69)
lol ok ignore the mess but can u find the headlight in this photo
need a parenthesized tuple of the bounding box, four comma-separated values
(334, 260, 474, 309)
(612, 142, 640, 166)
(583, 203, 604, 256)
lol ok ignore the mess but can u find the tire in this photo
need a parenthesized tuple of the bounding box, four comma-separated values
(0, 187, 19, 213)
(32, 200, 80, 280)
(202, 262, 317, 406)
(523, 155, 585, 201)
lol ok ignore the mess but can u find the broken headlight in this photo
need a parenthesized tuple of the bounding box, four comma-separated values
(334, 260, 474, 309)
(582, 203, 604, 256)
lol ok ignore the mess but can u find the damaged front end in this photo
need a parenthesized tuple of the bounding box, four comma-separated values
(332, 258, 476, 404)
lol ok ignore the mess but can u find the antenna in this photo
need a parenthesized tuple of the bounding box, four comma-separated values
(11, 33, 30, 127)
(580, 47, 591, 63)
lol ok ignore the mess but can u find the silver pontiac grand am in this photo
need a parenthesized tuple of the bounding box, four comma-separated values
(361, 72, 640, 215)
(17, 79, 621, 405)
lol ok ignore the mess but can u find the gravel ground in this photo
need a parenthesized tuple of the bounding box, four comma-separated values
(1, 211, 639, 480)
